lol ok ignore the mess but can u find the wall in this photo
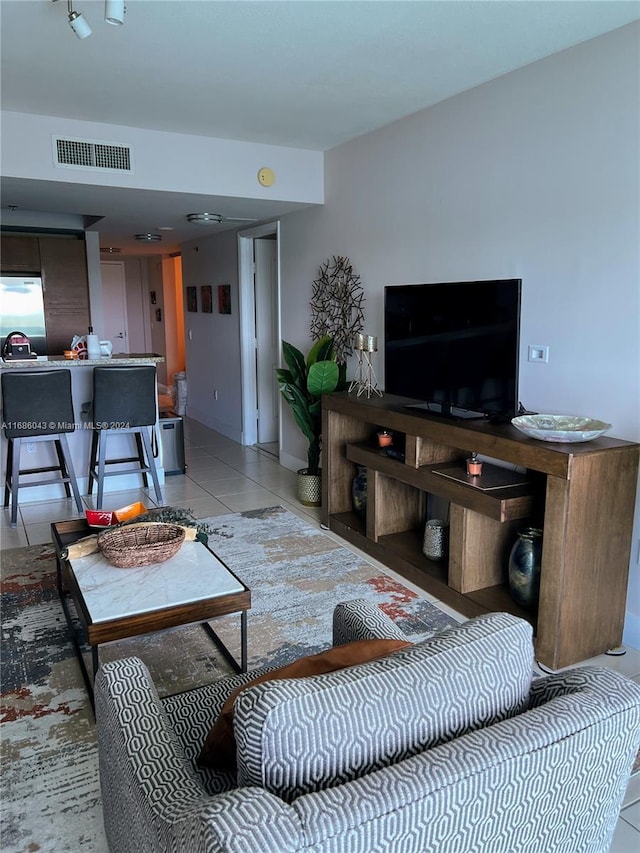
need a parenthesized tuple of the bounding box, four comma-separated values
(180, 230, 244, 441)
(1, 112, 324, 206)
(274, 23, 640, 647)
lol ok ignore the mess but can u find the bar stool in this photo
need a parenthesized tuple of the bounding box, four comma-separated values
(88, 365, 163, 509)
(2, 369, 83, 528)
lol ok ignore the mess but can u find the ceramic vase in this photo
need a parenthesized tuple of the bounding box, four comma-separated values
(351, 465, 367, 520)
(508, 527, 543, 610)
(423, 519, 449, 561)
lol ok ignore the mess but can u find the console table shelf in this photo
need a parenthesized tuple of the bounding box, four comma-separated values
(322, 392, 639, 669)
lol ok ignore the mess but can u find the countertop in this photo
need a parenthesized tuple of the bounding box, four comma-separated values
(0, 353, 164, 369)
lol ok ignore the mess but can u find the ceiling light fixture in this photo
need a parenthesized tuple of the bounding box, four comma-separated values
(104, 0, 125, 26)
(53, 0, 125, 38)
(186, 213, 224, 224)
(67, 2, 92, 38)
(135, 233, 162, 242)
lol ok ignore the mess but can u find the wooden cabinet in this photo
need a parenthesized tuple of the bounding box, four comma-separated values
(1, 236, 41, 272)
(39, 238, 90, 355)
(322, 392, 639, 669)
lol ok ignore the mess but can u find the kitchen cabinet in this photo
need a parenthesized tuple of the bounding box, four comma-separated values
(1, 236, 41, 272)
(322, 391, 639, 669)
(0, 235, 90, 354)
(39, 238, 90, 354)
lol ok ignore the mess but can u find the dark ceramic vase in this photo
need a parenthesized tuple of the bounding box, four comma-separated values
(508, 527, 543, 610)
(351, 465, 367, 520)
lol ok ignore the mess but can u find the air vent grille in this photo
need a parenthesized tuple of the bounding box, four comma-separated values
(53, 136, 132, 172)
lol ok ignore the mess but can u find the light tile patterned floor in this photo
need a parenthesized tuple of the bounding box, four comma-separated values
(1, 416, 639, 846)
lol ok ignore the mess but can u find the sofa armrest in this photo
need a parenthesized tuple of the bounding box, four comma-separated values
(332, 598, 408, 646)
(95, 656, 211, 851)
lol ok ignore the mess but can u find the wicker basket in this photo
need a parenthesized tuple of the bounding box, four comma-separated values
(98, 523, 185, 568)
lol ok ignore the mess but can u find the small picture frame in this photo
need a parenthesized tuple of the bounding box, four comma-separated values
(186, 286, 198, 312)
(218, 284, 231, 315)
(155, 308, 162, 322)
(150, 290, 157, 305)
(201, 285, 213, 314)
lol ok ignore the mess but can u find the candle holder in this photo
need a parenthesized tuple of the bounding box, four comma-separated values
(466, 453, 483, 476)
(349, 334, 383, 398)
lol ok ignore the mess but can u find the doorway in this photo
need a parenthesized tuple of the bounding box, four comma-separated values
(238, 222, 281, 449)
(100, 261, 129, 353)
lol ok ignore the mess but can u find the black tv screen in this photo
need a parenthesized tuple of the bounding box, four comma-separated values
(384, 279, 521, 421)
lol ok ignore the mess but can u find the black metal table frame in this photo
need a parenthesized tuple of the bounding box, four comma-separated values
(52, 522, 249, 710)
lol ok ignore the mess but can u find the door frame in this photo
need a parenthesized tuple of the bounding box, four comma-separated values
(237, 221, 281, 447)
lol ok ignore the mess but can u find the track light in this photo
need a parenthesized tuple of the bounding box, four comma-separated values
(54, 0, 125, 38)
(68, 4, 92, 39)
(105, 0, 125, 26)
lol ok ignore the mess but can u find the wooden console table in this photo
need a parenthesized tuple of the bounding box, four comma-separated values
(322, 392, 639, 669)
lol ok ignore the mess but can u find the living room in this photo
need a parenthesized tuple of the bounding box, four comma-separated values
(1, 2, 640, 850)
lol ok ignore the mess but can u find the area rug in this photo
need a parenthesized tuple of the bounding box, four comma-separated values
(0, 505, 457, 853)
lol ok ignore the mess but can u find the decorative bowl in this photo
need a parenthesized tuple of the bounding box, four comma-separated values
(98, 523, 185, 568)
(511, 414, 611, 443)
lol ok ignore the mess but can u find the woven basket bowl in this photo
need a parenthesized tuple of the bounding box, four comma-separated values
(98, 523, 185, 568)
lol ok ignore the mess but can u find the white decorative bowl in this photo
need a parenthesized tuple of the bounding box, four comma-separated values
(511, 414, 611, 443)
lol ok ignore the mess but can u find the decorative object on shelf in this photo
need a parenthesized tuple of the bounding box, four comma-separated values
(423, 519, 449, 561)
(466, 453, 483, 476)
(511, 414, 611, 443)
(351, 465, 367, 519)
(377, 430, 393, 448)
(276, 335, 347, 506)
(508, 527, 543, 610)
(310, 255, 365, 363)
(348, 333, 383, 398)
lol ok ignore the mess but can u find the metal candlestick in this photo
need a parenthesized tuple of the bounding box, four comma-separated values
(349, 334, 383, 398)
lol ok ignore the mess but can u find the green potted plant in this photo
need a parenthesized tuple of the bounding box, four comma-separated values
(276, 335, 346, 506)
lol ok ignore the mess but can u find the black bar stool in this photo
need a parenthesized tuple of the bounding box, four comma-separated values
(2, 369, 83, 528)
(88, 365, 163, 509)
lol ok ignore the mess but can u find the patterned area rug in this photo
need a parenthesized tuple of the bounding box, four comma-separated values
(0, 505, 457, 852)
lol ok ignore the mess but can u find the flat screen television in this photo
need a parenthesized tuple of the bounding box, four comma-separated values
(384, 279, 521, 422)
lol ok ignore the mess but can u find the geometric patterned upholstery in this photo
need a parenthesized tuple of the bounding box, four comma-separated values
(234, 612, 533, 801)
(95, 601, 640, 853)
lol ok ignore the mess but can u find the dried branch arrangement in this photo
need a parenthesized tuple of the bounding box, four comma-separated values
(310, 255, 365, 363)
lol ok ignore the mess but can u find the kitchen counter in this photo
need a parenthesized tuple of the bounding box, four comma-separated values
(0, 353, 164, 369)
(0, 353, 167, 506)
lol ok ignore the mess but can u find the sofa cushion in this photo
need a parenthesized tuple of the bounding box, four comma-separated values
(233, 612, 533, 802)
(197, 638, 411, 770)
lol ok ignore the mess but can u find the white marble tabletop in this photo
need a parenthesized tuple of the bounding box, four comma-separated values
(0, 353, 164, 369)
(70, 540, 245, 623)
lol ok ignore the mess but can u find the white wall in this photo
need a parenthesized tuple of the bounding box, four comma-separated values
(1, 112, 323, 204)
(180, 230, 244, 442)
(276, 23, 640, 647)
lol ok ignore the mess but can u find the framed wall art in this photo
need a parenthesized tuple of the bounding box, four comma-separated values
(186, 286, 198, 312)
(218, 284, 231, 315)
(201, 285, 213, 313)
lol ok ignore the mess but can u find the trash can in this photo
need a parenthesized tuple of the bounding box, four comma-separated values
(159, 411, 185, 475)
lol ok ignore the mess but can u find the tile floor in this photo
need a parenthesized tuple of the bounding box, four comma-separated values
(1, 415, 639, 847)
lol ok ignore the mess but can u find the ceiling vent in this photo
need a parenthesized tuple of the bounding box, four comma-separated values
(52, 135, 133, 173)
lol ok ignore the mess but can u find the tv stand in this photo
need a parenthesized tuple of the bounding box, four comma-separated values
(322, 392, 639, 669)
(406, 402, 486, 420)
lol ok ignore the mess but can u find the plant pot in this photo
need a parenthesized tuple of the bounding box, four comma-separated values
(297, 468, 322, 507)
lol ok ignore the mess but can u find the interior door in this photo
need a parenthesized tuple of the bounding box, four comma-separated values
(100, 261, 129, 353)
(254, 238, 279, 444)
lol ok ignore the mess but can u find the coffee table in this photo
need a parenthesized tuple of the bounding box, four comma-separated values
(51, 519, 251, 708)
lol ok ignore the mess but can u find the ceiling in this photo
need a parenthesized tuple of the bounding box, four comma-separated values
(2, 0, 639, 255)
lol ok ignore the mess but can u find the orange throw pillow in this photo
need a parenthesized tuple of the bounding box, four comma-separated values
(197, 637, 410, 770)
